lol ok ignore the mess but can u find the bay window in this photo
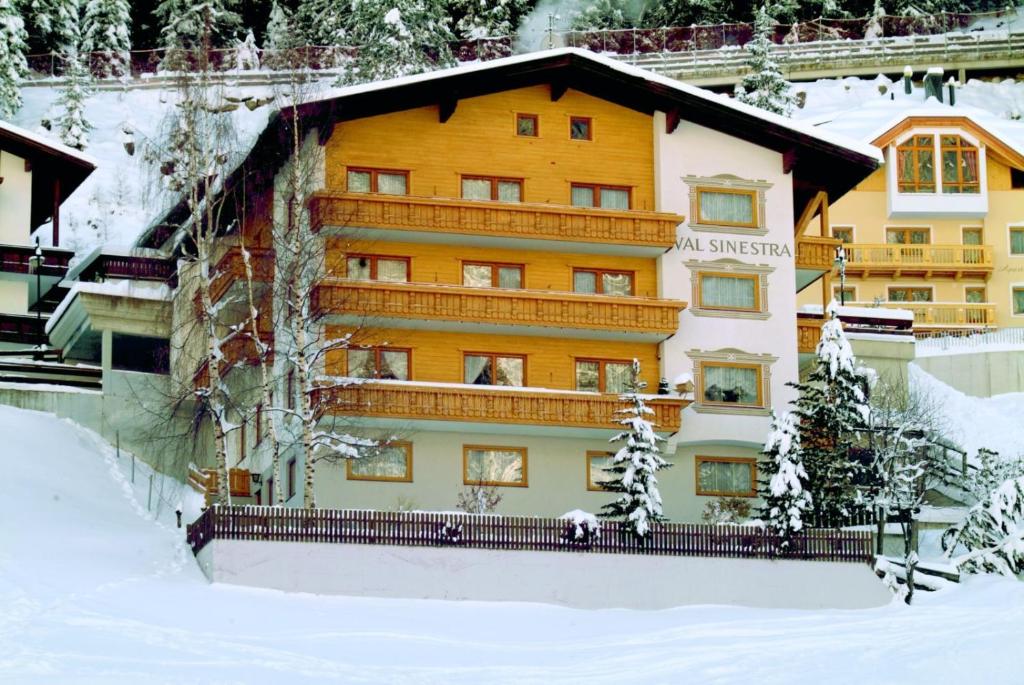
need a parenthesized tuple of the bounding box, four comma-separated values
(896, 135, 936, 193)
(941, 135, 980, 194)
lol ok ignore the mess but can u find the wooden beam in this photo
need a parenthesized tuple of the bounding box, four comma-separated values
(794, 190, 826, 237)
(550, 80, 568, 102)
(665, 107, 681, 135)
(439, 97, 458, 124)
(782, 148, 798, 174)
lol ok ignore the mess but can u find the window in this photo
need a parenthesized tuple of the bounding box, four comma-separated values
(1012, 168, 1024, 190)
(286, 370, 295, 410)
(696, 188, 757, 228)
(572, 268, 634, 296)
(697, 272, 759, 312)
(888, 287, 933, 302)
(700, 363, 762, 407)
(886, 227, 930, 245)
(696, 456, 757, 497)
(346, 254, 410, 282)
(516, 113, 538, 137)
(586, 451, 615, 491)
(347, 347, 410, 380)
(347, 442, 413, 482)
(1010, 227, 1024, 256)
(941, 135, 980, 194)
(255, 404, 263, 445)
(1014, 287, 1024, 315)
(461, 176, 522, 202)
(965, 286, 986, 304)
(575, 359, 633, 393)
(464, 353, 525, 386)
(896, 135, 936, 193)
(962, 227, 983, 245)
(569, 116, 591, 141)
(831, 226, 854, 243)
(464, 445, 527, 487)
(462, 262, 523, 289)
(346, 167, 408, 195)
(834, 285, 856, 303)
(237, 419, 247, 465)
(287, 458, 296, 500)
(570, 183, 630, 210)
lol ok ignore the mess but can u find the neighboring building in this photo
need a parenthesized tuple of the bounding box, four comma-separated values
(798, 88, 1024, 335)
(0, 122, 95, 351)
(73, 50, 882, 521)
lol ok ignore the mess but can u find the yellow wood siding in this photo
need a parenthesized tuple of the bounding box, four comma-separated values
(326, 239, 659, 296)
(324, 85, 655, 210)
(987, 157, 1013, 191)
(854, 167, 887, 192)
(327, 327, 659, 390)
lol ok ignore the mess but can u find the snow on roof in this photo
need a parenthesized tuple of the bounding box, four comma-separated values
(45, 281, 172, 335)
(0, 118, 99, 168)
(801, 303, 915, 321)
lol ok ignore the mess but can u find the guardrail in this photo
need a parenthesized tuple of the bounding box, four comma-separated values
(186, 505, 875, 563)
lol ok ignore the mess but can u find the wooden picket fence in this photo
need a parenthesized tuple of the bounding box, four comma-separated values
(186, 505, 873, 564)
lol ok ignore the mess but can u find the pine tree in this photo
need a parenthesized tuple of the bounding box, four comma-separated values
(864, 0, 885, 41)
(82, 0, 132, 78)
(735, 4, 795, 116)
(570, 0, 636, 31)
(452, 0, 528, 59)
(293, 0, 352, 45)
(790, 301, 872, 525)
(53, 0, 92, 150)
(231, 29, 260, 70)
(943, 475, 1024, 577)
(0, 0, 29, 118)
(338, 0, 456, 85)
(265, 0, 301, 50)
(155, 0, 242, 69)
(645, 0, 727, 27)
(29, 0, 61, 51)
(598, 359, 672, 539)
(758, 411, 812, 552)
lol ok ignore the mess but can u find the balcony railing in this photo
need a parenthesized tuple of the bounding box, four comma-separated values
(0, 243, 74, 278)
(209, 246, 275, 303)
(316, 381, 686, 433)
(77, 253, 178, 286)
(0, 312, 45, 346)
(843, 243, 993, 277)
(308, 192, 683, 251)
(193, 330, 273, 386)
(312, 279, 685, 338)
(795, 235, 840, 271)
(796, 312, 823, 353)
(848, 301, 996, 328)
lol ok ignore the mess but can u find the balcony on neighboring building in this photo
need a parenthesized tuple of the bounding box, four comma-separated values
(0, 243, 74, 278)
(311, 278, 686, 342)
(209, 245, 275, 304)
(843, 244, 993, 279)
(0, 312, 46, 347)
(848, 301, 996, 331)
(797, 312, 824, 354)
(193, 330, 274, 387)
(73, 250, 178, 286)
(314, 380, 686, 436)
(795, 235, 840, 292)
(307, 192, 683, 257)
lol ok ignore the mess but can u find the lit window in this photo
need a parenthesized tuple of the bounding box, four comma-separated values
(586, 451, 615, 491)
(461, 176, 522, 202)
(462, 262, 523, 289)
(888, 287, 933, 302)
(346, 168, 408, 195)
(572, 268, 633, 296)
(575, 359, 633, 393)
(1010, 227, 1024, 256)
(700, 363, 762, 407)
(886, 227, 930, 245)
(1014, 287, 1024, 315)
(516, 113, 538, 137)
(347, 347, 410, 380)
(698, 273, 758, 312)
(464, 353, 525, 387)
(464, 445, 527, 487)
(697, 188, 757, 227)
(347, 442, 412, 482)
(570, 183, 630, 209)
(831, 226, 854, 243)
(569, 116, 591, 140)
(941, 135, 980, 194)
(896, 135, 936, 193)
(346, 254, 409, 282)
(696, 457, 756, 497)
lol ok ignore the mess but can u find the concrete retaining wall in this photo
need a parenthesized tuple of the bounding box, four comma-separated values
(196, 539, 892, 610)
(915, 350, 1024, 398)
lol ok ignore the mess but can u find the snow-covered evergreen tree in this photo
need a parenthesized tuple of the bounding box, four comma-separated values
(155, 0, 242, 70)
(570, 0, 636, 31)
(964, 448, 1024, 504)
(337, 1, 456, 85)
(452, 0, 527, 59)
(758, 411, 812, 551)
(231, 29, 260, 70)
(29, 0, 61, 51)
(790, 300, 872, 526)
(864, 0, 885, 41)
(0, 0, 29, 118)
(646, 0, 727, 27)
(50, 0, 92, 149)
(943, 475, 1024, 577)
(82, 0, 132, 77)
(265, 1, 299, 50)
(599, 359, 671, 539)
(293, 0, 351, 45)
(735, 4, 795, 116)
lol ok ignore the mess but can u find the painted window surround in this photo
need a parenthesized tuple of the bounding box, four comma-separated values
(684, 258, 773, 320)
(687, 348, 777, 417)
(684, 174, 772, 237)
(885, 128, 988, 218)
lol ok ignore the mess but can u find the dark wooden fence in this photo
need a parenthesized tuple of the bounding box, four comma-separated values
(187, 505, 873, 564)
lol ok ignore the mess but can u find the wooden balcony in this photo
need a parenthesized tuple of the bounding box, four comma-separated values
(209, 246, 274, 303)
(797, 312, 824, 354)
(312, 279, 684, 340)
(76, 252, 177, 286)
(0, 243, 74, 278)
(315, 381, 686, 433)
(0, 312, 45, 346)
(843, 244, 993, 278)
(795, 235, 840, 272)
(848, 301, 996, 330)
(193, 330, 273, 387)
(307, 192, 683, 254)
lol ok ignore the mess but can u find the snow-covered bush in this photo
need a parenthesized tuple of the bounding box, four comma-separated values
(701, 497, 752, 525)
(943, 475, 1024, 577)
(560, 509, 601, 544)
(757, 412, 811, 550)
(232, 30, 260, 71)
(964, 448, 1024, 505)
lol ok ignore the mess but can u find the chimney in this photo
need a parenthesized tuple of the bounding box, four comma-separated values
(947, 77, 957, 106)
(924, 67, 944, 103)
(903, 65, 913, 94)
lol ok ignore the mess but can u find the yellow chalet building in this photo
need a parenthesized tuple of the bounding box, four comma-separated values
(111, 49, 881, 520)
(798, 92, 1024, 334)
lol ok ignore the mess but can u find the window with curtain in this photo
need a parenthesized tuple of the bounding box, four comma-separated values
(832, 226, 854, 243)
(347, 168, 408, 195)
(1014, 288, 1024, 315)
(965, 287, 986, 304)
(347, 442, 412, 481)
(570, 184, 630, 209)
(962, 228, 983, 245)
(587, 452, 615, 490)
(888, 287, 933, 303)
(346, 255, 409, 282)
(462, 263, 522, 289)
(697, 189, 756, 226)
(569, 116, 591, 141)
(702, 364, 760, 405)
(896, 135, 936, 193)
(464, 354, 524, 386)
(941, 135, 980, 194)
(699, 273, 758, 311)
(1010, 228, 1024, 255)
(575, 360, 632, 393)
(834, 286, 856, 302)
(696, 457, 756, 496)
(885, 228, 931, 245)
(572, 268, 633, 296)
(516, 113, 538, 137)
(461, 176, 522, 202)
(464, 446, 526, 486)
(347, 348, 410, 380)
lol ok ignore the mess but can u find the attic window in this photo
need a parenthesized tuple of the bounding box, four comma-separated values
(569, 116, 592, 141)
(940, 136, 979, 194)
(896, 135, 936, 193)
(1011, 168, 1024, 190)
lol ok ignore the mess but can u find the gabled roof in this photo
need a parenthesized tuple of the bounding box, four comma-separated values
(869, 113, 1024, 170)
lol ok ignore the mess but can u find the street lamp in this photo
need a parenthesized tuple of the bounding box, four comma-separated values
(28, 237, 44, 353)
(834, 244, 847, 306)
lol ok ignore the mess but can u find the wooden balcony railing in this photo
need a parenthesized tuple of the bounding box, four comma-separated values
(308, 192, 683, 251)
(312, 279, 684, 337)
(316, 381, 686, 432)
(209, 246, 274, 303)
(0, 243, 74, 278)
(848, 301, 996, 328)
(0, 312, 45, 346)
(193, 330, 273, 386)
(77, 253, 178, 286)
(797, 312, 824, 353)
(795, 235, 840, 272)
(844, 243, 993, 277)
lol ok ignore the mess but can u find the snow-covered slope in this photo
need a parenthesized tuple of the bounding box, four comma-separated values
(2, 404, 1024, 684)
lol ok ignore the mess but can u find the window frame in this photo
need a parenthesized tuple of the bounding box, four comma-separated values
(586, 451, 616, 491)
(287, 457, 297, 500)
(964, 285, 987, 304)
(574, 358, 634, 393)
(1009, 226, 1024, 257)
(515, 113, 538, 137)
(462, 351, 528, 387)
(696, 271, 761, 313)
(460, 175, 524, 202)
(569, 116, 592, 141)
(695, 187, 758, 229)
(346, 346, 412, 381)
(1013, 285, 1024, 316)
(461, 260, 526, 289)
(834, 284, 857, 302)
(885, 227, 932, 245)
(698, 361, 764, 409)
(345, 167, 410, 195)
(571, 267, 636, 296)
(344, 253, 411, 282)
(831, 225, 855, 243)
(463, 445, 529, 488)
(569, 183, 631, 210)
(695, 456, 758, 498)
(346, 441, 413, 483)
(940, 135, 981, 194)
(896, 134, 937, 193)
(887, 286, 934, 303)
(961, 226, 984, 245)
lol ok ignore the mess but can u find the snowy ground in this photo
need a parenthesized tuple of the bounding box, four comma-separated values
(2, 404, 1023, 684)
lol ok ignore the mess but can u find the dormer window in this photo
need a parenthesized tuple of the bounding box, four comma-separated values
(940, 135, 980, 194)
(896, 135, 935, 193)
(884, 126, 987, 217)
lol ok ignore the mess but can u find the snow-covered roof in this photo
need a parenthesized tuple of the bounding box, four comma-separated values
(0, 119, 98, 168)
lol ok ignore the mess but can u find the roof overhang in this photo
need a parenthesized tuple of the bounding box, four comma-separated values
(870, 115, 1024, 170)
